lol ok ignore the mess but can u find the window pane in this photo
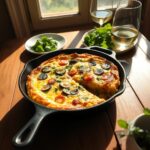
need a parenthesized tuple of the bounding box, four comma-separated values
(38, 0, 79, 18)
(112, 0, 128, 9)
(97, 0, 113, 9)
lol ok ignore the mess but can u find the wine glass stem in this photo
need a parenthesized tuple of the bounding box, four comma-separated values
(99, 20, 104, 27)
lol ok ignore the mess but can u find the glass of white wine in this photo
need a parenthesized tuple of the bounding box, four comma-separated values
(111, 0, 142, 52)
(90, 0, 114, 26)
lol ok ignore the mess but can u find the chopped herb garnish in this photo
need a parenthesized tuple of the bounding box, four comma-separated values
(66, 65, 72, 70)
(51, 66, 56, 69)
(96, 77, 101, 81)
(56, 79, 61, 83)
(82, 97, 88, 101)
(54, 88, 58, 93)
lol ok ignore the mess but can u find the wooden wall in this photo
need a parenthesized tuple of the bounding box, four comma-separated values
(0, 0, 15, 44)
(140, 0, 150, 41)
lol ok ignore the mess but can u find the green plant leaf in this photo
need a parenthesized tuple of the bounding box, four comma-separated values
(84, 23, 113, 49)
(143, 108, 150, 115)
(118, 119, 129, 129)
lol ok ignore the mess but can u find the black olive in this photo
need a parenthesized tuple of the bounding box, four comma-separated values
(70, 88, 79, 95)
(69, 59, 78, 64)
(94, 68, 104, 75)
(42, 66, 51, 73)
(59, 81, 70, 88)
(41, 84, 51, 92)
(101, 63, 111, 70)
(38, 73, 48, 80)
(89, 61, 96, 66)
(55, 68, 66, 75)
(62, 87, 79, 95)
(62, 88, 71, 95)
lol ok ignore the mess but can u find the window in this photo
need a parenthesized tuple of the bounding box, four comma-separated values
(6, 0, 131, 38)
(27, 0, 91, 31)
(38, 0, 79, 18)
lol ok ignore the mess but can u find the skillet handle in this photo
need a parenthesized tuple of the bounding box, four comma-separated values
(12, 106, 55, 147)
(119, 60, 130, 77)
(88, 46, 116, 58)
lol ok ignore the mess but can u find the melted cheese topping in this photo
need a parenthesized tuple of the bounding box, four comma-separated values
(26, 53, 120, 110)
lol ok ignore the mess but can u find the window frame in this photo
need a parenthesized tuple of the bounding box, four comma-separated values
(27, 0, 92, 31)
(6, 0, 30, 38)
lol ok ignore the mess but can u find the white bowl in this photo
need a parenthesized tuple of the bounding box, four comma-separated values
(25, 33, 66, 55)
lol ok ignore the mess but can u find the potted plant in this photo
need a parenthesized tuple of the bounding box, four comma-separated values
(118, 108, 150, 150)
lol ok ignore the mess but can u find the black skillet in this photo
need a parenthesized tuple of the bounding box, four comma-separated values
(12, 47, 126, 147)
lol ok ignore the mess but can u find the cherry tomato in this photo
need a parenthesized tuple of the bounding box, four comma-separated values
(68, 69, 77, 76)
(111, 65, 117, 70)
(48, 78, 56, 84)
(59, 60, 68, 66)
(33, 66, 42, 74)
(83, 102, 88, 107)
(36, 66, 42, 71)
(83, 74, 93, 81)
(101, 73, 114, 81)
(72, 99, 80, 106)
(55, 95, 65, 103)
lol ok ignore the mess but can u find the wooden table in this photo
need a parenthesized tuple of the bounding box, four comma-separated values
(0, 28, 150, 150)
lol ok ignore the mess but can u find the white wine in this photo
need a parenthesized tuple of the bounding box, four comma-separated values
(111, 25, 138, 51)
(91, 10, 113, 26)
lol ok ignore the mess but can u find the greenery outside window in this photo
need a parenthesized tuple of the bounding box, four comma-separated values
(27, 0, 91, 31)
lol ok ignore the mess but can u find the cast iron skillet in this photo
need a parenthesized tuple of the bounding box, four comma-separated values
(12, 47, 126, 147)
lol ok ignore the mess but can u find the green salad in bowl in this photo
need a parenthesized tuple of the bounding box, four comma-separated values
(83, 24, 113, 50)
(31, 35, 58, 52)
(25, 33, 66, 54)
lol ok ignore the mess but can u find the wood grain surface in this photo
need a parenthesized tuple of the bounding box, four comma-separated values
(0, 30, 150, 150)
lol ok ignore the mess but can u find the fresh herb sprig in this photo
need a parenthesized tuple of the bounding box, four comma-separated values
(118, 108, 150, 150)
(84, 23, 113, 49)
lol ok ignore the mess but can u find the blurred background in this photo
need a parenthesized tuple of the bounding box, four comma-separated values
(0, 0, 149, 44)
